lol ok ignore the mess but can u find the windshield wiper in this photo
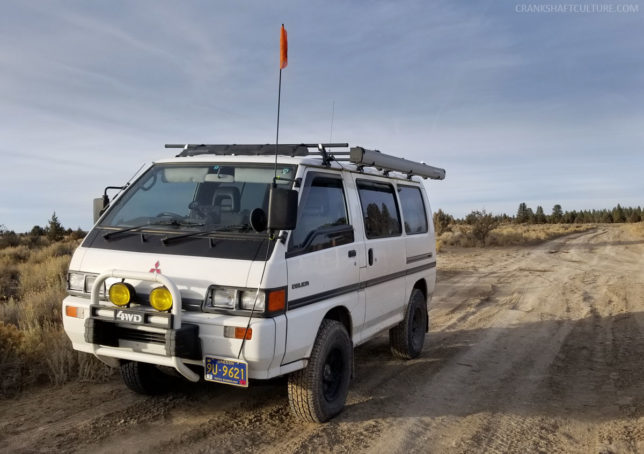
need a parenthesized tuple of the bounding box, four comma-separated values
(102, 220, 204, 240)
(162, 224, 253, 245)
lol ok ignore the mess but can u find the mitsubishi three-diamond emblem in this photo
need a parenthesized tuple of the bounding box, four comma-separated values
(149, 261, 161, 274)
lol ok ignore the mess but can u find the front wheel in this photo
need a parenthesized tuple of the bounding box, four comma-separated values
(389, 288, 428, 359)
(120, 361, 174, 395)
(288, 319, 353, 423)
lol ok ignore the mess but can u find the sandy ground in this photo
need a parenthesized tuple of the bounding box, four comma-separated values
(1, 224, 644, 453)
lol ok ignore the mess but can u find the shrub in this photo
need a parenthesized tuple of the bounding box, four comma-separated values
(70, 228, 87, 240)
(433, 209, 453, 235)
(0, 321, 25, 395)
(0, 230, 20, 249)
(0, 297, 20, 326)
(0, 321, 23, 361)
(469, 210, 498, 246)
(0, 264, 20, 302)
(30, 225, 45, 237)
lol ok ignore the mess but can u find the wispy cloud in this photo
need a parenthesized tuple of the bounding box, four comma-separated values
(0, 1, 642, 230)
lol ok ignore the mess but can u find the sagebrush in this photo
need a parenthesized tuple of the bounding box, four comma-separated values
(437, 223, 596, 250)
(0, 236, 112, 397)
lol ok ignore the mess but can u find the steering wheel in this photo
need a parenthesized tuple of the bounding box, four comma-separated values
(188, 201, 206, 218)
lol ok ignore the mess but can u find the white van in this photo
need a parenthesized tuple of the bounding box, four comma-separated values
(62, 143, 445, 422)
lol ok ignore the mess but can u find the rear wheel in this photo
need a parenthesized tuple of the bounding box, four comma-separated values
(120, 361, 174, 395)
(389, 288, 427, 359)
(288, 319, 353, 423)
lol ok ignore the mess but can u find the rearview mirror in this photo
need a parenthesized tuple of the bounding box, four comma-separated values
(268, 187, 298, 231)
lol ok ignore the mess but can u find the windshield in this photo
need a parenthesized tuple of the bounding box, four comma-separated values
(100, 163, 295, 232)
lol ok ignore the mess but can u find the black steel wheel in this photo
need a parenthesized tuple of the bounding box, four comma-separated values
(288, 319, 353, 423)
(389, 288, 428, 359)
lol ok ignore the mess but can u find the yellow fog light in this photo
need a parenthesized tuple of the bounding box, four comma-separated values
(150, 286, 173, 312)
(109, 282, 134, 307)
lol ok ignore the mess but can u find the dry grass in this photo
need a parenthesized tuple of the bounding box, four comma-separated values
(487, 223, 596, 246)
(628, 222, 644, 238)
(18, 255, 69, 298)
(437, 223, 596, 250)
(0, 238, 113, 396)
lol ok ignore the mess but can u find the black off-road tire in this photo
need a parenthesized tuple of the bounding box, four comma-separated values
(288, 319, 353, 423)
(389, 289, 428, 359)
(120, 360, 174, 395)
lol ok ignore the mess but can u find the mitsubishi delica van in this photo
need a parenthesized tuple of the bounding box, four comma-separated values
(62, 143, 445, 422)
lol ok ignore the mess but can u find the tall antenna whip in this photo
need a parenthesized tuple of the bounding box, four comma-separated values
(274, 24, 288, 179)
(239, 24, 289, 360)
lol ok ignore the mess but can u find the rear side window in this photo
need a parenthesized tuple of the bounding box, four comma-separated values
(357, 180, 401, 238)
(398, 186, 428, 234)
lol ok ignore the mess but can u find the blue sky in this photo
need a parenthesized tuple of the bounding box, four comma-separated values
(1, 1, 642, 231)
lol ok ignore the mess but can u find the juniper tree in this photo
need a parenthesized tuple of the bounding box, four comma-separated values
(534, 206, 546, 224)
(47, 212, 65, 241)
(516, 203, 530, 224)
(612, 204, 626, 223)
(551, 204, 563, 223)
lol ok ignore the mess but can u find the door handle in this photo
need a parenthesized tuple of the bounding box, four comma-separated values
(368, 248, 374, 266)
(348, 249, 356, 258)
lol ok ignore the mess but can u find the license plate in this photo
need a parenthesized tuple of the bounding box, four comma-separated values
(204, 356, 248, 387)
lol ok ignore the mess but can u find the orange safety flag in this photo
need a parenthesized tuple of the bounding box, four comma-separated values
(280, 24, 288, 69)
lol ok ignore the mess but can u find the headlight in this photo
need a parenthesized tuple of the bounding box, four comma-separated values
(240, 290, 265, 311)
(150, 287, 173, 311)
(212, 288, 237, 309)
(202, 286, 286, 314)
(67, 272, 106, 297)
(68, 272, 86, 292)
(109, 282, 134, 307)
(85, 275, 99, 293)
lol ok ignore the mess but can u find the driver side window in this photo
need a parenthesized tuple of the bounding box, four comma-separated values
(289, 174, 351, 253)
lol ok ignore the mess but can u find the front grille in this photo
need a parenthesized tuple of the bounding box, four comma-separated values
(85, 318, 202, 360)
(116, 327, 165, 344)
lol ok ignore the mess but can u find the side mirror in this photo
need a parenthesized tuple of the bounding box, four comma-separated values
(93, 196, 108, 224)
(268, 187, 298, 231)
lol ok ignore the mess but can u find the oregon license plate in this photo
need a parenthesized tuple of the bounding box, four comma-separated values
(204, 356, 248, 387)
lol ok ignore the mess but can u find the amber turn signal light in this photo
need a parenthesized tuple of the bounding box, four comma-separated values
(65, 305, 84, 319)
(224, 326, 253, 340)
(267, 289, 286, 312)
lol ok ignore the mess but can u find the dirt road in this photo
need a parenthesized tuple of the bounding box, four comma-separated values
(2, 225, 644, 453)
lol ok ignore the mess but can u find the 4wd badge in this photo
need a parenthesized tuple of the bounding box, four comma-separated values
(115, 310, 143, 324)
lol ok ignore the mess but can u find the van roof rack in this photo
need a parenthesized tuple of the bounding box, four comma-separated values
(165, 143, 445, 180)
(166, 143, 349, 158)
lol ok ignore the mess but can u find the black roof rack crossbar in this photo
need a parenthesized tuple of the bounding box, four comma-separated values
(166, 143, 349, 158)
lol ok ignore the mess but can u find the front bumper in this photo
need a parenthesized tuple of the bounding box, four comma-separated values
(62, 269, 284, 382)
